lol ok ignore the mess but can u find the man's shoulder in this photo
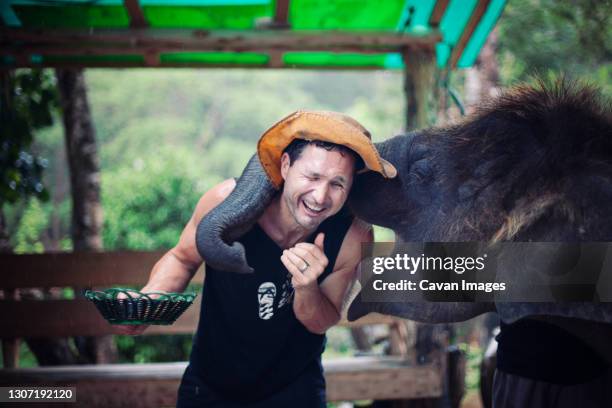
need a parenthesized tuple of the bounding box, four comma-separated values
(192, 178, 236, 224)
(211, 178, 237, 204)
(340, 217, 373, 245)
(348, 218, 373, 241)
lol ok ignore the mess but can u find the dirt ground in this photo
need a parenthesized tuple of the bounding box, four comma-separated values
(461, 391, 484, 408)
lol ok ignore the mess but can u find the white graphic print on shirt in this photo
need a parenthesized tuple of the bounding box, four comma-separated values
(257, 282, 276, 320)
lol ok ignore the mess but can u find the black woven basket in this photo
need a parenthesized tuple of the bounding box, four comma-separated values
(85, 288, 197, 325)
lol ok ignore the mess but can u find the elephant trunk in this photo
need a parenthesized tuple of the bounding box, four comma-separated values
(195, 154, 277, 273)
(348, 293, 495, 323)
(349, 134, 424, 229)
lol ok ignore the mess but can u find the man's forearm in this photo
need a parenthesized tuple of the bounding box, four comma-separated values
(293, 285, 340, 334)
(142, 250, 199, 293)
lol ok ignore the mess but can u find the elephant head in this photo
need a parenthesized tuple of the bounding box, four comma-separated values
(197, 79, 612, 325)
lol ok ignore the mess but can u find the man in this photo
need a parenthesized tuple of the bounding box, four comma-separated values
(114, 110, 396, 407)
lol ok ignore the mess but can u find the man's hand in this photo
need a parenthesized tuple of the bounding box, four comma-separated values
(110, 288, 166, 336)
(281, 233, 328, 289)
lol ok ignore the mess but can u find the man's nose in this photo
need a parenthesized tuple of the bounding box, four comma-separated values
(312, 182, 329, 204)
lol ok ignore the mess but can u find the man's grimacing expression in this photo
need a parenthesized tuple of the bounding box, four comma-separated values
(280, 144, 356, 230)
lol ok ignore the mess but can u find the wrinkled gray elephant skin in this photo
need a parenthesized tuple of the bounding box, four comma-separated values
(195, 155, 277, 274)
(196, 79, 612, 325)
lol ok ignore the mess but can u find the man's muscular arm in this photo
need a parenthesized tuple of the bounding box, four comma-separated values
(113, 178, 236, 335)
(284, 219, 373, 334)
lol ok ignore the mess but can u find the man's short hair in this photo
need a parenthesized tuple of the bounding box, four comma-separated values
(282, 139, 365, 172)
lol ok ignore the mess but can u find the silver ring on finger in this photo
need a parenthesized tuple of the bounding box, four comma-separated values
(299, 261, 309, 272)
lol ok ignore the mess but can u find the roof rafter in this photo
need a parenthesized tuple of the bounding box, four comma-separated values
(449, 0, 490, 68)
(272, 0, 290, 29)
(124, 0, 149, 29)
(428, 0, 449, 27)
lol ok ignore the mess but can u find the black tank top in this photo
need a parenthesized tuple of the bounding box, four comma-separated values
(189, 207, 354, 402)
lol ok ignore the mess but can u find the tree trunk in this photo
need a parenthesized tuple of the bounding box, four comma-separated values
(0, 207, 10, 253)
(465, 27, 501, 114)
(56, 69, 103, 252)
(56, 68, 117, 365)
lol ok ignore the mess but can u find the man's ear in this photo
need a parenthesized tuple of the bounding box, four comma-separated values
(280, 152, 290, 181)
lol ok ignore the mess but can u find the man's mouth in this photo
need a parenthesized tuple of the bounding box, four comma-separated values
(301, 200, 326, 217)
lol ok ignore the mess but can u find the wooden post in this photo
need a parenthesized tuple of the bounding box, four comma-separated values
(2, 289, 20, 368)
(402, 48, 436, 132)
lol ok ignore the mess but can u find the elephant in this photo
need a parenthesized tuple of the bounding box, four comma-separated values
(195, 79, 612, 333)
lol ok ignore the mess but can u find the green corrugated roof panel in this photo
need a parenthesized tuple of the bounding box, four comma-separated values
(397, 0, 437, 33)
(284, 52, 389, 68)
(288, 0, 405, 31)
(3, 0, 506, 69)
(436, 0, 478, 67)
(42, 55, 145, 64)
(11, 3, 130, 28)
(9, 0, 273, 29)
(457, 0, 505, 68)
(143, 2, 273, 29)
(4, 52, 271, 67)
(160, 52, 269, 64)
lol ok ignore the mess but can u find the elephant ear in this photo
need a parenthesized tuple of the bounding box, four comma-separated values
(195, 154, 278, 273)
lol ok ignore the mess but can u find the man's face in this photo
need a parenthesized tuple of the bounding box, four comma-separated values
(280, 144, 355, 230)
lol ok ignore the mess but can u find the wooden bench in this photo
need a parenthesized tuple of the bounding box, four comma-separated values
(0, 251, 445, 406)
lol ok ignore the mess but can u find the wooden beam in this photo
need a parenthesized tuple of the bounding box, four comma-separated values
(1, 46, 416, 57)
(0, 357, 443, 401)
(0, 295, 399, 338)
(1, 28, 442, 68)
(0, 251, 204, 289)
(325, 356, 443, 400)
(0, 298, 202, 338)
(449, 0, 490, 68)
(0, 28, 441, 53)
(124, 0, 149, 29)
(0, 60, 398, 70)
(429, 0, 449, 27)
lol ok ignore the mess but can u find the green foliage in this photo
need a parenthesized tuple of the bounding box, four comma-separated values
(115, 335, 193, 363)
(102, 148, 215, 250)
(323, 327, 354, 359)
(0, 339, 39, 369)
(204, 138, 254, 178)
(498, 0, 611, 91)
(0, 69, 58, 205)
(373, 226, 395, 242)
(86, 69, 404, 150)
(14, 199, 48, 254)
(460, 343, 483, 392)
